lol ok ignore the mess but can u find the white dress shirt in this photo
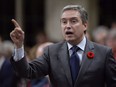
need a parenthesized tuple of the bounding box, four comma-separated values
(67, 36, 86, 64)
(13, 46, 24, 61)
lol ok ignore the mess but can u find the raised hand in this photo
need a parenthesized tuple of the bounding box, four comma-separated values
(10, 19, 24, 48)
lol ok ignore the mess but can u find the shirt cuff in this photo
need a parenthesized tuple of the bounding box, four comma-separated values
(13, 46, 24, 61)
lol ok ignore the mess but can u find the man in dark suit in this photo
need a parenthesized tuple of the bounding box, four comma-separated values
(0, 43, 17, 87)
(10, 5, 116, 87)
(0, 57, 16, 87)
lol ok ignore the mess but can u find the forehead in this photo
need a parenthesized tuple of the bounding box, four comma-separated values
(61, 10, 81, 19)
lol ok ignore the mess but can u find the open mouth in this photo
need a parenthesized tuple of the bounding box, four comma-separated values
(65, 31, 73, 35)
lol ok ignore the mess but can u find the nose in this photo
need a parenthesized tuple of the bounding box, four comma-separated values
(66, 22, 71, 29)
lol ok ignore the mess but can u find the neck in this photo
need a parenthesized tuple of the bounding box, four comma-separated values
(69, 35, 85, 45)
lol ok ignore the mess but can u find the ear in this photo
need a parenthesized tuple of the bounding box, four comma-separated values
(83, 22, 88, 31)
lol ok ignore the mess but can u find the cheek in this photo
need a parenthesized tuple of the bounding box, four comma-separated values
(74, 24, 85, 31)
(61, 25, 66, 32)
(61, 28, 65, 37)
(61, 24, 64, 30)
(61, 27, 64, 33)
(74, 27, 83, 34)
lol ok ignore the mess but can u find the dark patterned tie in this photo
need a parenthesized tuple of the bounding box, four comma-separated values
(70, 46, 80, 85)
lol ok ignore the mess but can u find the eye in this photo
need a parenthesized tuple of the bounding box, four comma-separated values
(71, 19, 78, 24)
(61, 20, 67, 24)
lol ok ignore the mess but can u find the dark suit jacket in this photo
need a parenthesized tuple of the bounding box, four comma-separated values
(11, 39, 116, 87)
(0, 59, 16, 87)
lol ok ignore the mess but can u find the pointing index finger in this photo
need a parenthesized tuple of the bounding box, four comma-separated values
(11, 19, 20, 28)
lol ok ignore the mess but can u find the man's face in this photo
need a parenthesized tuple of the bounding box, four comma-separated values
(61, 10, 87, 45)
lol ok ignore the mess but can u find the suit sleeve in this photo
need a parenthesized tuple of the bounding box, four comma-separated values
(10, 46, 50, 79)
(105, 48, 116, 87)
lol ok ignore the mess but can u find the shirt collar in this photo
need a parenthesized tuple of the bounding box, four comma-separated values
(67, 36, 86, 51)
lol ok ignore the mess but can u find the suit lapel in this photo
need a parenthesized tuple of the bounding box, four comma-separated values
(58, 42, 72, 87)
(75, 39, 94, 86)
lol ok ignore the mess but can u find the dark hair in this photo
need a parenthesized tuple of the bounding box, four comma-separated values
(62, 5, 88, 24)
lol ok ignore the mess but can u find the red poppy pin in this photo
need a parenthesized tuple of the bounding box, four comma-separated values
(87, 51, 94, 59)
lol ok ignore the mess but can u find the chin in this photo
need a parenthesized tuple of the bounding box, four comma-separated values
(65, 37, 79, 45)
(65, 38, 75, 43)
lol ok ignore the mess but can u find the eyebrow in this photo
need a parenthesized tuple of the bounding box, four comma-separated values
(61, 17, 78, 20)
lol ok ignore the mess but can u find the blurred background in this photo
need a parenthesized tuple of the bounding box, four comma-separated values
(0, 0, 116, 47)
(1, 0, 116, 87)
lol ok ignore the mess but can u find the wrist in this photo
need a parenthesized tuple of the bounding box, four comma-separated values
(14, 43, 24, 49)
